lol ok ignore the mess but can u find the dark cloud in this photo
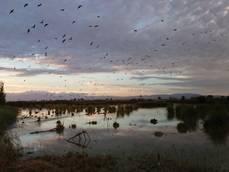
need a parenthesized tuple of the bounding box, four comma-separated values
(1, 0, 229, 94)
(130, 75, 188, 81)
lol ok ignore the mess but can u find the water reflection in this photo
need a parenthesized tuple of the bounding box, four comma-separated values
(16, 103, 229, 147)
(20, 104, 139, 121)
(171, 104, 229, 144)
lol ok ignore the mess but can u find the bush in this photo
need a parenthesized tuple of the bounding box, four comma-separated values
(0, 106, 18, 132)
(0, 82, 6, 105)
(0, 106, 20, 170)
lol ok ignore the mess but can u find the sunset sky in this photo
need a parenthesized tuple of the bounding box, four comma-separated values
(1, 0, 229, 98)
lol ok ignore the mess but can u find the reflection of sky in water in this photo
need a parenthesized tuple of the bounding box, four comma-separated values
(18, 107, 178, 131)
(13, 107, 179, 150)
(9, 106, 229, 159)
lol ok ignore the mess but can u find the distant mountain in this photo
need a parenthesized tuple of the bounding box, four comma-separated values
(6, 91, 89, 101)
(6, 91, 201, 102)
(150, 93, 201, 99)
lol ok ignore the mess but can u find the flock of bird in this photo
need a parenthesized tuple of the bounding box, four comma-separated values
(9, 2, 88, 59)
(6, 1, 225, 95)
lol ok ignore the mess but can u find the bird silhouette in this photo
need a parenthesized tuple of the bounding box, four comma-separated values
(9, 9, 14, 15)
(27, 29, 30, 33)
(60, 9, 65, 11)
(78, 5, 82, 9)
(32, 24, 36, 29)
(24, 3, 29, 8)
(37, 3, 42, 7)
(44, 23, 48, 27)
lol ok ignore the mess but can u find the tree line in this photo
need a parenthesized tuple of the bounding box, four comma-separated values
(0, 82, 6, 105)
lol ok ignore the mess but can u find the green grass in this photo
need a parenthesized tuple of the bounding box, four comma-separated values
(0, 105, 18, 132)
(4, 152, 223, 172)
(0, 105, 20, 169)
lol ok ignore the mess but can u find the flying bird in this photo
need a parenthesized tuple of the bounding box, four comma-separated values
(60, 9, 65, 11)
(27, 29, 30, 33)
(31, 24, 36, 29)
(62, 39, 66, 43)
(44, 23, 48, 27)
(78, 5, 82, 9)
(37, 3, 42, 7)
(9, 9, 14, 15)
(72, 20, 76, 24)
(24, 3, 29, 7)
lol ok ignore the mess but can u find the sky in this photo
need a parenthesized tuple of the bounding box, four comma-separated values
(1, 0, 229, 99)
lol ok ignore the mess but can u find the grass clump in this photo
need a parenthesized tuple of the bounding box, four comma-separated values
(0, 105, 20, 170)
(0, 106, 18, 132)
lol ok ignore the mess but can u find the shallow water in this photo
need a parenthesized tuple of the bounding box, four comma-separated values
(8, 105, 229, 168)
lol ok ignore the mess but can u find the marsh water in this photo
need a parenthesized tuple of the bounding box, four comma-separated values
(8, 104, 229, 168)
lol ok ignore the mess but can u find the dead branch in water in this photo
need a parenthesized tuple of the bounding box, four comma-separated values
(66, 130, 91, 148)
(30, 128, 56, 134)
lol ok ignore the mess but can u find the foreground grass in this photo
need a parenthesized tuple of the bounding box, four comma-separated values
(0, 106, 20, 169)
(1, 152, 223, 172)
(0, 106, 18, 132)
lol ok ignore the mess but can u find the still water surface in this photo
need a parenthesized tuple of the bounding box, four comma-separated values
(8, 105, 229, 167)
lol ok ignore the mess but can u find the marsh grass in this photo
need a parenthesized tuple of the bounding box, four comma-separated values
(0, 105, 18, 132)
(0, 106, 21, 170)
(6, 151, 224, 172)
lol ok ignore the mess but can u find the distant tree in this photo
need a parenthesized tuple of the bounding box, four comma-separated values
(0, 82, 6, 105)
(206, 95, 213, 100)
